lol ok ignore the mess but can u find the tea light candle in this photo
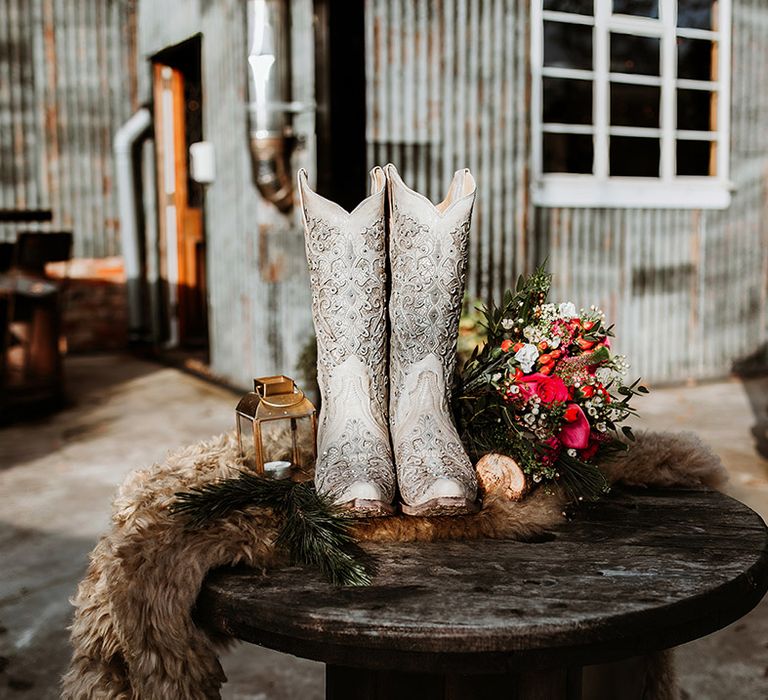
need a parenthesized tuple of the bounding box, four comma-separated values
(264, 460, 292, 480)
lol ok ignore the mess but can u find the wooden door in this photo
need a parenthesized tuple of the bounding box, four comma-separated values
(153, 60, 207, 348)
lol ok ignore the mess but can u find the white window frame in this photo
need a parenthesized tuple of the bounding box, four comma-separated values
(531, 0, 732, 209)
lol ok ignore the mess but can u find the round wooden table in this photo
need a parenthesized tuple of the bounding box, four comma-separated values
(198, 488, 768, 699)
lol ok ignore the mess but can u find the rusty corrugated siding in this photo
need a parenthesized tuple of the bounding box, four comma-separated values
(0, 0, 136, 257)
(366, 0, 768, 382)
(366, 0, 531, 302)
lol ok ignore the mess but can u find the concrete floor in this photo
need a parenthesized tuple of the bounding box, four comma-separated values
(0, 354, 766, 699)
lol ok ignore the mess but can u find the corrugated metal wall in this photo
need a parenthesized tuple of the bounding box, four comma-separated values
(366, 0, 768, 382)
(366, 0, 531, 302)
(0, 0, 137, 257)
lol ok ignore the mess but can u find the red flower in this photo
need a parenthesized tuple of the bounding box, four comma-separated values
(501, 339, 513, 352)
(560, 404, 590, 449)
(541, 436, 562, 466)
(516, 373, 569, 404)
(580, 438, 600, 462)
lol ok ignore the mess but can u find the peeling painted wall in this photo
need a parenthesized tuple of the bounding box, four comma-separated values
(0, 0, 137, 257)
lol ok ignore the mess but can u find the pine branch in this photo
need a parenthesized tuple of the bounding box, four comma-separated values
(170, 473, 372, 586)
(555, 455, 609, 502)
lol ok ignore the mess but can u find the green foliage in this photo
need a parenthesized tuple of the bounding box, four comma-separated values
(455, 265, 617, 503)
(171, 473, 371, 586)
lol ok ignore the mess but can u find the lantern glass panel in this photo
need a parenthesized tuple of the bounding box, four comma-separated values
(237, 412, 257, 464)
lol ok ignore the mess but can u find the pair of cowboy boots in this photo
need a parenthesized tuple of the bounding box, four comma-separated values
(298, 164, 478, 517)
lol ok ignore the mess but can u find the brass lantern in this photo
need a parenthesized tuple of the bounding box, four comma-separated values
(235, 375, 317, 477)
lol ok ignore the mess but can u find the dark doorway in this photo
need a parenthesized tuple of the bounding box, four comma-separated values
(152, 36, 209, 357)
(313, 0, 367, 210)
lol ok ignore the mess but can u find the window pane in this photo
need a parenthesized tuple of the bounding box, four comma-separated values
(612, 0, 658, 19)
(543, 133, 594, 173)
(610, 34, 660, 75)
(677, 89, 716, 131)
(544, 0, 593, 15)
(677, 37, 715, 81)
(677, 140, 715, 176)
(610, 83, 660, 127)
(543, 78, 593, 125)
(544, 21, 593, 70)
(677, 0, 715, 30)
(610, 136, 660, 176)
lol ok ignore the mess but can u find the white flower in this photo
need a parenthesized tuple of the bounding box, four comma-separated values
(596, 422, 607, 432)
(548, 335, 561, 349)
(501, 318, 514, 329)
(509, 385, 520, 394)
(567, 449, 577, 457)
(558, 301, 577, 318)
(595, 367, 614, 384)
(491, 372, 502, 382)
(514, 343, 540, 373)
(523, 325, 537, 340)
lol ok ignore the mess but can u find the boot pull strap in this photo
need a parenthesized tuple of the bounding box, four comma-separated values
(296, 168, 310, 221)
(448, 169, 471, 202)
(369, 166, 386, 197)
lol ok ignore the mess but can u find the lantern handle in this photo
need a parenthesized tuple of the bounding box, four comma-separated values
(257, 387, 306, 408)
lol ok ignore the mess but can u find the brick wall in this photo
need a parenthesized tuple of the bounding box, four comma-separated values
(47, 257, 128, 353)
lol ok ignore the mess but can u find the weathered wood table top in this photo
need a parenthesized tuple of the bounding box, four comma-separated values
(198, 488, 768, 675)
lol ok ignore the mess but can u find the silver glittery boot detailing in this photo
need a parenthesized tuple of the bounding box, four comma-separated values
(298, 168, 395, 516)
(386, 164, 479, 516)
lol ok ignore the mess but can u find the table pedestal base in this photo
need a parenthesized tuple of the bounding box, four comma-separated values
(326, 664, 583, 700)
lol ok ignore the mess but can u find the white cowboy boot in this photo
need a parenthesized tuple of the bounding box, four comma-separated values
(298, 168, 395, 516)
(386, 164, 479, 516)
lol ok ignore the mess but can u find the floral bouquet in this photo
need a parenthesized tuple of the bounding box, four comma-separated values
(456, 266, 647, 502)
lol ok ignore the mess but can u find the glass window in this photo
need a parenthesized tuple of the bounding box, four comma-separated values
(677, 37, 715, 81)
(677, 140, 715, 176)
(543, 133, 594, 173)
(611, 83, 660, 127)
(610, 33, 660, 75)
(677, 89, 716, 131)
(544, 22, 593, 70)
(610, 136, 660, 177)
(677, 0, 716, 30)
(534, 0, 731, 208)
(544, 0, 594, 15)
(612, 0, 659, 19)
(543, 77, 593, 124)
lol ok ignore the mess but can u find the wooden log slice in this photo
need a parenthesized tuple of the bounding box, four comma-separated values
(475, 452, 529, 501)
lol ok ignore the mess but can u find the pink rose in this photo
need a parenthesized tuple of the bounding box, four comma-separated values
(516, 373, 569, 405)
(536, 375, 569, 404)
(559, 403, 590, 449)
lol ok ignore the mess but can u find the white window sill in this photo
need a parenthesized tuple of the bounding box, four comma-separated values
(533, 176, 732, 210)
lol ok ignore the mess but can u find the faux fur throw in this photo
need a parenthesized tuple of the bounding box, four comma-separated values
(62, 430, 727, 699)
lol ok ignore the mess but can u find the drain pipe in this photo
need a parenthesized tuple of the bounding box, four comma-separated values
(115, 107, 152, 339)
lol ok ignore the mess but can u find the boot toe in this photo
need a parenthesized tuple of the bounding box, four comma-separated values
(338, 480, 384, 504)
(422, 477, 466, 501)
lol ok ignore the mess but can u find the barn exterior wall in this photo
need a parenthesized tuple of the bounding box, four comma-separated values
(366, 0, 768, 383)
(136, 0, 314, 389)
(0, 0, 137, 258)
